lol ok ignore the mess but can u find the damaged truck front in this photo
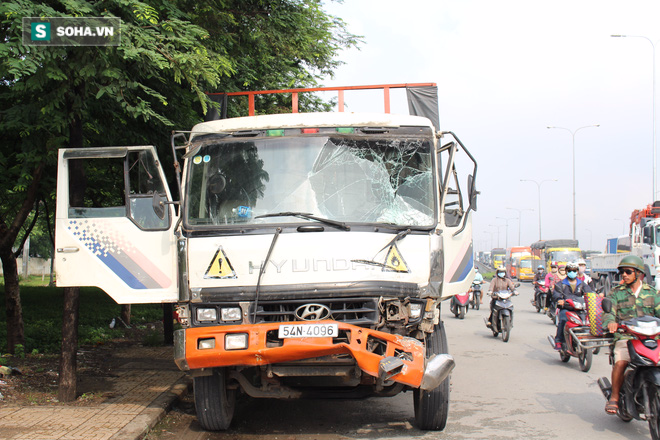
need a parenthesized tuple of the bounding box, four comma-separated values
(55, 111, 477, 431)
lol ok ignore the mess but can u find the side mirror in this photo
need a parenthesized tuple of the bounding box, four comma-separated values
(152, 192, 179, 220)
(152, 192, 166, 220)
(602, 297, 612, 314)
(467, 174, 478, 211)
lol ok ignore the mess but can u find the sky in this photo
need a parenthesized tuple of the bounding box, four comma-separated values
(319, 0, 660, 253)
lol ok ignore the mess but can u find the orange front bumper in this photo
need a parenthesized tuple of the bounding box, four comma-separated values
(179, 321, 426, 388)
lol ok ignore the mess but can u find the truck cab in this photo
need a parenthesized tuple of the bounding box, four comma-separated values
(54, 110, 477, 431)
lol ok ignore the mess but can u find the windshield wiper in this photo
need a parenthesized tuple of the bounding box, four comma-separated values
(254, 211, 350, 231)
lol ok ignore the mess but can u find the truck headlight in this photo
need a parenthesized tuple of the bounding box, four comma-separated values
(225, 333, 248, 350)
(221, 307, 242, 322)
(196, 308, 217, 322)
(198, 338, 216, 350)
(409, 303, 423, 319)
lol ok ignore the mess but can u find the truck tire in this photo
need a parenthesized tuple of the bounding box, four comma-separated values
(414, 322, 450, 431)
(194, 368, 236, 431)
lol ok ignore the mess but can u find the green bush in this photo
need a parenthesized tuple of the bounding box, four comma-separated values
(0, 282, 163, 354)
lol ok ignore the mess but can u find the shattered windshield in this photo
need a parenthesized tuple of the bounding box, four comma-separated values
(184, 132, 435, 227)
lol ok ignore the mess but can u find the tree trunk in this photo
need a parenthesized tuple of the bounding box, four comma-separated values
(58, 286, 80, 402)
(58, 110, 84, 402)
(1, 251, 24, 354)
(121, 304, 131, 326)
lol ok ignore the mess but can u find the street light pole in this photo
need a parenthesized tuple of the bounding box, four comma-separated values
(612, 34, 658, 200)
(496, 217, 515, 249)
(506, 207, 534, 245)
(489, 224, 504, 248)
(520, 179, 558, 240)
(547, 125, 600, 240)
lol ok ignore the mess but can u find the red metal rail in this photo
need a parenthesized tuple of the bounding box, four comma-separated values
(208, 83, 437, 116)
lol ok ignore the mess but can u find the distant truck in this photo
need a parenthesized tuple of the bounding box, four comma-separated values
(530, 239, 582, 272)
(591, 202, 660, 294)
(517, 255, 542, 281)
(491, 248, 506, 269)
(505, 246, 531, 279)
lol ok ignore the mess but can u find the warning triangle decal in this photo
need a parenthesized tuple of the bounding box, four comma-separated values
(204, 247, 237, 279)
(383, 244, 409, 273)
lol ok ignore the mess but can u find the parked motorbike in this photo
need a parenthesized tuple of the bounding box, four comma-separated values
(486, 286, 519, 342)
(533, 280, 549, 313)
(546, 297, 610, 372)
(450, 289, 470, 319)
(469, 280, 482, 310)
(598, 301, 660, 439)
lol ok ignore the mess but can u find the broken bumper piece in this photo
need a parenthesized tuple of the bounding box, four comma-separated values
(175, 321, 453, 389)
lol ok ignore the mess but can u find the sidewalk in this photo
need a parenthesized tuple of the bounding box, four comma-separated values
(0, 345, 191, 440)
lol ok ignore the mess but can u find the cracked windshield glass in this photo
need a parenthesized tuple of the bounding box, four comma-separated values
(185, 133, 435, 227)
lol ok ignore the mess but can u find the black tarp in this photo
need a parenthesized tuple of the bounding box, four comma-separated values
(204, 93, 228, 121)
(406, 86, 440, 131)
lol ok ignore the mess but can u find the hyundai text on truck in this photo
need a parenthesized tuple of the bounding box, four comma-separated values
(54, 84, 478, 431)
(591, 201, 660, 294)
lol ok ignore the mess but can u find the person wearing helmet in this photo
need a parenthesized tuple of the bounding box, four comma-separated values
(532, 264, 547, 309)
(603, 255, 660, 415)
(485, 266, 518, 328)
(576, 259, 594, 288)
(552, 261, 594, 351)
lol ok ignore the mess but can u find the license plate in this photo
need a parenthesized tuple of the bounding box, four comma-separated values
(278, 323, 338, 338)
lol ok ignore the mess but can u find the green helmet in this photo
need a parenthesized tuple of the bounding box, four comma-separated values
(618, 255, 645, 273)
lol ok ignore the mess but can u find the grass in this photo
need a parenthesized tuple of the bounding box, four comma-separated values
(0, 276, 163, 354)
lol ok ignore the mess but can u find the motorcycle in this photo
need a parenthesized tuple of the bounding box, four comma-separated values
(485, 285, 519, 342)
(598, 300, 660, 439)
(546, 297, 610, 372)
(450, 289, 470, 319)
(533, 280, 549, 313)
(469, 280, 482, 310)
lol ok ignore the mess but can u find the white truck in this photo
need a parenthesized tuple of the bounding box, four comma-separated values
(54, 87, 477, 431)
(591, 201, 660, 294)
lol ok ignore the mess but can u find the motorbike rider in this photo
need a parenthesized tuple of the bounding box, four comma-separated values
(533, 264, 547, 308)
(472, 268, 484, 302)
(552, 261, 594, 350)
(544, 263, 560, 291)
(486, 266, 518, 328)
(577, 258, 594, 288)
(602, 255, 660, 415)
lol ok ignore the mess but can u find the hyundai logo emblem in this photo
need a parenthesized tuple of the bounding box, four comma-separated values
(294, 303, 332, 321)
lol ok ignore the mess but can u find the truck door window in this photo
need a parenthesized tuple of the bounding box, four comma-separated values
(67, 151, 170, 230)
(68, 157, 126, 218)
(438, 142, 465, 227)
(127, 150, 170, 229)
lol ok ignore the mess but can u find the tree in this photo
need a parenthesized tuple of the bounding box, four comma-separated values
(0, 0, 358, 401)
(0, 0, 228, 400)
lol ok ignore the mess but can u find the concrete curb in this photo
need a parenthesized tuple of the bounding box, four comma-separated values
(110, 375, 192, 440)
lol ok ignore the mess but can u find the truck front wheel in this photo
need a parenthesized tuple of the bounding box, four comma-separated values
(194, 368, 236, 431)
(414, 322, 450, 431)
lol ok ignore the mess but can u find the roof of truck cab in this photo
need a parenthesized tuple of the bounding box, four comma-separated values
(191, 112, 435, 134)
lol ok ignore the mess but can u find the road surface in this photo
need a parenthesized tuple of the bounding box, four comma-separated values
(146, 282, 650, 440)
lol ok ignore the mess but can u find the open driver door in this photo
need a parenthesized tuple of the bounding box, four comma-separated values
(55, 146, 178, 304)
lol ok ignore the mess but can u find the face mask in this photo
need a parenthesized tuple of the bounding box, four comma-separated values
(567, 271, 577, 279)
(497, 272, 505, 278)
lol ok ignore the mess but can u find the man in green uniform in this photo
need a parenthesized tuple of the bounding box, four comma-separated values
(602, 255, 660, 415)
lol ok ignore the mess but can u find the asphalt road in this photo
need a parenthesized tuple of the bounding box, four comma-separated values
(147, 282, 651, 440)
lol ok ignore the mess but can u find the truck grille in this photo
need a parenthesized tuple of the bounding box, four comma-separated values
(252, 297, 379, 325)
